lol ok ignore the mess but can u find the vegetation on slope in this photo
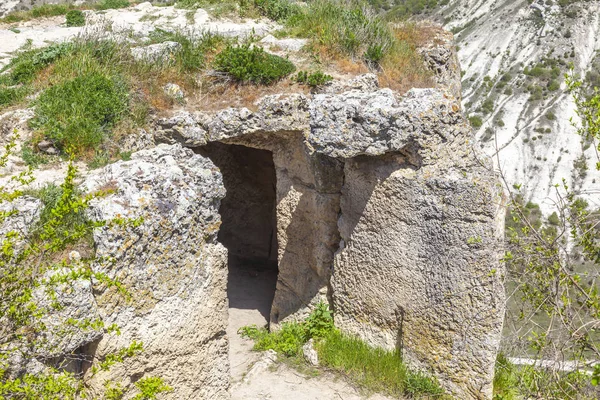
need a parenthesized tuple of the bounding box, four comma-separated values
(240, 303, 446, 398)
(0, 30, 228, 161)
(214, 43, 296, 84)
(0, 0, 130, 24)
(0, 0, 434, 163)
(493, 75, 600, 399)
(0, 137, 169, 399)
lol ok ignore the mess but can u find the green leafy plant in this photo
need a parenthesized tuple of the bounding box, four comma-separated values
(304, 301, 334, 338)
(0, 42, 71, 86)
(0, 4, 70, 23)
(0, 134, 167, 399)
(496, 73, 600, 397)
(65, 9, 85, 27)
(364, 44, 384, 66)
(294, 70, 333, 87)
(96, 0, 130, 11)
(148, 29, 225, 72)
(213, 43, 295, 84)
(253, 0, 300, 21)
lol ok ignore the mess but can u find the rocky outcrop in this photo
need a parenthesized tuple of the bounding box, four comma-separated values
(81, 144, 229, 399)
(417, 27, 462, 102)
(313, 87, 504, 398)
(1, 72, 503, 399)
(150, 77, 505, 399)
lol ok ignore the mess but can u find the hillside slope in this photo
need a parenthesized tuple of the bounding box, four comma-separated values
(432, 0, 600, 214)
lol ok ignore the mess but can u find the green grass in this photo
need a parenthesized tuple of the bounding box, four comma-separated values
(284, 0, 394, 60)
(294, 70, 333, 87)
(0, 86, 28, 107)
(30, 71, 129, 154)
(21, 145, 51, 168)
(0, 28, 229, 159)
(240, 303, 444, 398)
(469, 115, 483, 128)
(0, 0, 130, 24)
(386, 0, 439, 19)
(148, 29, 226, 73)
(253, 0, 300, 21)
(493, 354, 595, 400)
(0, 4, 71, 23)
(0, 42, 71, 86)
(95, 0, 131, 11)
(316, 330, 445, 397)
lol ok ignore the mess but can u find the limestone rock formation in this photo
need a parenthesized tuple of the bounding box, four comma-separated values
(151, 77, 505, 399)
(0, 4, 505, 395)
(81, 144, 229, 399)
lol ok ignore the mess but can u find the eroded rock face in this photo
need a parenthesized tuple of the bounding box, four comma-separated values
(309, 86, 504, 399)
(157, 80, 504, 398)
(81, 144, 229, 399)
(3, 71, 502, 399)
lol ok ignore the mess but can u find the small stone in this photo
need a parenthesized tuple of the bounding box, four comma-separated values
(68, 251, 81, 262)
(37, 140, 58, 155)
(130, 41, 182, 64)
(302, 339, 319, 366)
(37, 140, 53, 151)
(163, 83, 184, 101)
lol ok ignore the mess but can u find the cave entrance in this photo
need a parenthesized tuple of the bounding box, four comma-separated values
(198, 142, 279, 377)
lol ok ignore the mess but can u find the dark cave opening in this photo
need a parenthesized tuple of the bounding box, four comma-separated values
(198, 142, 279, 322)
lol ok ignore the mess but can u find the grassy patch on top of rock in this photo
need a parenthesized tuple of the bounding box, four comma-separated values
(214, 43, 296, 84)
(0, 30, 230, 161)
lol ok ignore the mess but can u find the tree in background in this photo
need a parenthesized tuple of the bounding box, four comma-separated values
(493, 75, 600, 399)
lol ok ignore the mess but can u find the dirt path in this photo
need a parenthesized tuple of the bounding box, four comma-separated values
(226, 261, 392, 400)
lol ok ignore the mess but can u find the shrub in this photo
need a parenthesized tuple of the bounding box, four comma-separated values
(31, 72, 128, 154)
(364, 44, 385, 66)
(240, 322, 307, 356)
(387, 0, 440, 19)
(213, 44, 295, 84)
(286, 0, 394, 59)
(545, 111, 556, 120)
(481, 98, 494, 114)
(547, 79, 560, 91)
(65, 9, 85, 26)
(253, 0, 300, 21)
(95, 0, 130, 10)
(469, 115, 483, 128)
(0, 86, 27, 107)
(148, 29, 224, 72)
(1, 4, 74, 23)
(548, 211, 560, 226)
(294, 70, 333, 87)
